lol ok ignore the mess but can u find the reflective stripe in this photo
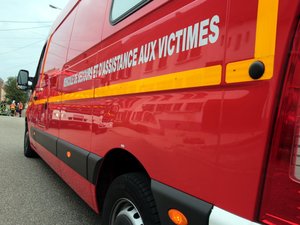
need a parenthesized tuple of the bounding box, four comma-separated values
(226, 56, 274, 83)
(48, 95, 62, 103)
(226, 0, 279, 83)
(34, 99, 47, 105)
(209, 207, 261, 225)
(62, 89, 94, 101)
(95, 65, 222, 98)
(32, 65, 222, 104)
(255, 0, 279, 58)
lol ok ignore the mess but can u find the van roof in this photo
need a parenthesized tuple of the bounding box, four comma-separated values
(48, 0, 79, 37)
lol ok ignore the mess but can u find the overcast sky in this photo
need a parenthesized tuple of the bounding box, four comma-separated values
(0, 0, 69, 82)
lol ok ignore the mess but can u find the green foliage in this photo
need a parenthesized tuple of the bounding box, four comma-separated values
(4, 77, 27, 104)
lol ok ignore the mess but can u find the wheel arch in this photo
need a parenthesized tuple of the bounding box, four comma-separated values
(96, 148, 150, 211)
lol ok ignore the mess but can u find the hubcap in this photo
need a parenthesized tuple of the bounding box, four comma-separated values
(110, 198, 144, 225)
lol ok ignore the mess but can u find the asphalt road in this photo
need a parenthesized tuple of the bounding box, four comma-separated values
(0, 116, 101, 225)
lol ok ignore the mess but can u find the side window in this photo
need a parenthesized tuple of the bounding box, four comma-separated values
(43, 10, 77, 77)
(32, 43, 47, 89)
(67, 0, 106, 61)
(110, 0, 151, 24)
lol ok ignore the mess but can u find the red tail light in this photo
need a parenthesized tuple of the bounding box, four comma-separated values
(259, 22, 300, 225)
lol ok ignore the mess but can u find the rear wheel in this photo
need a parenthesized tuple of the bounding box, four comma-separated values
(102, 173, 160, 225)
(24, 129, 37, 158)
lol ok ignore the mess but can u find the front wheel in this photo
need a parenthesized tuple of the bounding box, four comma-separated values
(101, 173, 160, 225)
(24, 129, 37, 158)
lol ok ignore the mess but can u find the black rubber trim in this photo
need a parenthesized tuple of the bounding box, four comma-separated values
(31, 127, 57, 155)
(30, 127, 103, 184)
(87, 153, 103, 184)
(151, 180, 213, 225)
(57, 139, 89, 178)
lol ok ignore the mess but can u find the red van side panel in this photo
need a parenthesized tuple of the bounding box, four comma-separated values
(89, 0, 298, 220)
(27, 0, 300, 221)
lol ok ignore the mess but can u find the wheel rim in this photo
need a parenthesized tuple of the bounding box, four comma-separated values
(110, 198, 144, 225)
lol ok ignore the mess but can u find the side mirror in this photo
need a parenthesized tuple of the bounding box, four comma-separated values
(17, 70, 29, 90)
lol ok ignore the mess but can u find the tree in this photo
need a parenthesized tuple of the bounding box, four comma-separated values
(4, 77, 28, 104)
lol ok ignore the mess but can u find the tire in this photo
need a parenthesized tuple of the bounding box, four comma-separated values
(24, 129, 37, 158)
(101, 173, 160, 225)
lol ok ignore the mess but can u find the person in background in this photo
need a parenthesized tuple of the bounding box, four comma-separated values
(18, 102, 23, 117)
(10, 100, 16, 116)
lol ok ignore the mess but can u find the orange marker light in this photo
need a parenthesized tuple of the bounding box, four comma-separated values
(168, 209, 188, 225)
(66, 151, 72, 158)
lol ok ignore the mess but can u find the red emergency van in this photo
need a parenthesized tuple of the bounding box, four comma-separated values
(17, 0, 300, 224)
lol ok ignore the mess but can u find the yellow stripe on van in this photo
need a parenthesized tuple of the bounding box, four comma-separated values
(95, 65, 222, 98)
(34, 99, 47, 105)
(62, 89, 94, 101)
(31, 66, 221, 105)
(226, 0, 279, 83)
(255, 0, 278, 58)
(48, 95, 62, 103)
(226, 56, 274, 82)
